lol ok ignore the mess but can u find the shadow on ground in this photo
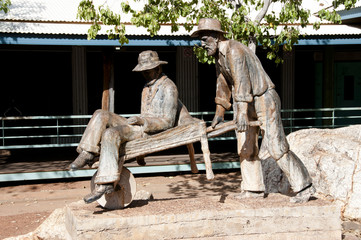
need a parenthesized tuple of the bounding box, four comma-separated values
(165, 170, 241, 198)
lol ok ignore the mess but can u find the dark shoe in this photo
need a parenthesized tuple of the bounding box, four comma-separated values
(290, 185, 316, 203)
(69, 151, 95, 171)
(136, 156, 146, 166)
(83, 184, 114, 204)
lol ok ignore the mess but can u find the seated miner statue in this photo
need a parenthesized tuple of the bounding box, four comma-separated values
(191, 18, 315, 203)
(69, 50, 192, 203)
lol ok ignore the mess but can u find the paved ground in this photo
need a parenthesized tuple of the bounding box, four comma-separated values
(0, 170, 242, 239)
(1, 169, 361, 239)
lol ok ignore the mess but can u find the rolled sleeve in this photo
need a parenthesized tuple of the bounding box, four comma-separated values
(228, 50, 253, 103)
(215, 71, 232, 110)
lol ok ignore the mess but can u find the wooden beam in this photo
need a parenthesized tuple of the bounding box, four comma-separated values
(102, 54, 110, 111)
(102, 52, 113, 111)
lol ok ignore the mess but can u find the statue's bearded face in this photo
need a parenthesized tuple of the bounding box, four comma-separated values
(201, 32, 218, 56)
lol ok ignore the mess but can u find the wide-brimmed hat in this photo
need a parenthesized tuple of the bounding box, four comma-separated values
(191, 18, 228, 38)
(132, 50, 168, 72)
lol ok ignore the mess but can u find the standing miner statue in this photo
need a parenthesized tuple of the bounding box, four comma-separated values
(191, 18, 315, 203)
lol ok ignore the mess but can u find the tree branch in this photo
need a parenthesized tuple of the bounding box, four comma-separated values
(254, 0, 271, 25)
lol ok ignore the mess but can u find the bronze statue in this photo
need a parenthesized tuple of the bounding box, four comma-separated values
(191, 18, 315, 203)
(69, 50, 185, 204)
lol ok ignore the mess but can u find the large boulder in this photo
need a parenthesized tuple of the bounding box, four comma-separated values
(262, 125, 361, 221)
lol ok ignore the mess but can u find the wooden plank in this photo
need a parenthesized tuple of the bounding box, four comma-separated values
(121, 122, 205, 160)
(207, 120, 261, 138)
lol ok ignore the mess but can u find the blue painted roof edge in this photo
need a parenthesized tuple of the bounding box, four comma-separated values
(338, 6, 361, 20)
(0, 34, 360, 46)
(0, 34, 201, 46)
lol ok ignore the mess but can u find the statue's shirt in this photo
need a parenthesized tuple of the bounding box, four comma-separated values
(216, 40, 275, 103)
(140, 74, 178, 134)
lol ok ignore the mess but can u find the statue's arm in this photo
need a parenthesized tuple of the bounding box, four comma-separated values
(228, 49, 252, 132)
(212, 71, 232, 128)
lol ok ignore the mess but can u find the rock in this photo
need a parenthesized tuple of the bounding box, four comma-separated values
(33, 206, 70, 240)
(343, 233, 361, 240)
(262, 156, 291, 194)
(4, 206, 70, 240)
(65, 195, 341, 240)
(262, 125, 361, 221)
(134, 190, 154, 200)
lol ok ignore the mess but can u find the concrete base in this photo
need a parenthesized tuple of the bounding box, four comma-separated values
(65, 194, 341, 240)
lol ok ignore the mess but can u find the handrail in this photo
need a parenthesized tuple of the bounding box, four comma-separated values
(1, 107, 361, 150)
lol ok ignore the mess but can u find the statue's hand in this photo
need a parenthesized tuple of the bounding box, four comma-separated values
(236, 113, 249, 132)
(211, 114, 224, 129)
(211, 105, 226, 128)
(127, 116, 145, 126)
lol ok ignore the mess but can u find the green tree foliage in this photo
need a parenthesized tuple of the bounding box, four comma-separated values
(0, 0, 11, 13)
(77, 0, 357, 64)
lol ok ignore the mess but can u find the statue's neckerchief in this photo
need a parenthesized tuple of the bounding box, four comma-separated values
(142, 74, 168, 105)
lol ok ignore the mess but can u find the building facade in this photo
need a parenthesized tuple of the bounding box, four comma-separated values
(0, 1, 361, 127)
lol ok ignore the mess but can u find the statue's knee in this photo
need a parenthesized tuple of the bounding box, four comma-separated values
(238, 145, 258, 160)
(93, 109, 109, 122)
(93, 109, 105, 115)
(271, 147, 289, 161)
(238, 150, 256, 160)
(102, 128, 120, 142)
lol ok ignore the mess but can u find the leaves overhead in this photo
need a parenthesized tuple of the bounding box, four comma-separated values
(0, 0, 11, 14)
(77, 0, 357, 64)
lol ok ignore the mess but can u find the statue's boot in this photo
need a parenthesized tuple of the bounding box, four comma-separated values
(69, 151, 95, 170)
(290, 184, 316, 203)
(83, 183, 114, 204)
(136, 156, 146, 166)
(276, 151, 314, 203)
(233, 191, 264, 199)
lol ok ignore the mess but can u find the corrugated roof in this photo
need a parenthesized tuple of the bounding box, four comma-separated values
(0, 0, 81, 22)
(0, 0, 360, 37)
(0, 21, 191, 36)
(299, 24, 361, 35)
(0, 0, 191, 36)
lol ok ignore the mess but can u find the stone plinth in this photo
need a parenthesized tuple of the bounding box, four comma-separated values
(65, 194, 341, 240)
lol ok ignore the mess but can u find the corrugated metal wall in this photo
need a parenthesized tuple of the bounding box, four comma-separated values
(72, 46, 88, 115)
(72, 46, 88, 134)
(282, 49, 295, 110)
(176, 47, 199, 112)
(281, 49, 295, 132)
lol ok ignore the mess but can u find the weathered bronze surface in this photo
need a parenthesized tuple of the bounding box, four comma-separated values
(192, 18, 314, 203)
(70, 50, 214, 207)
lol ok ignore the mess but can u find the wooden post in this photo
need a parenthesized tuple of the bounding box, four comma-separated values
(187, 143, 199, 173)
(102, 52, 114, 112)
(102, 53, 110, 111)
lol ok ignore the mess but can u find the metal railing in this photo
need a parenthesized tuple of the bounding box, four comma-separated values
(1, 107, 361, 150)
